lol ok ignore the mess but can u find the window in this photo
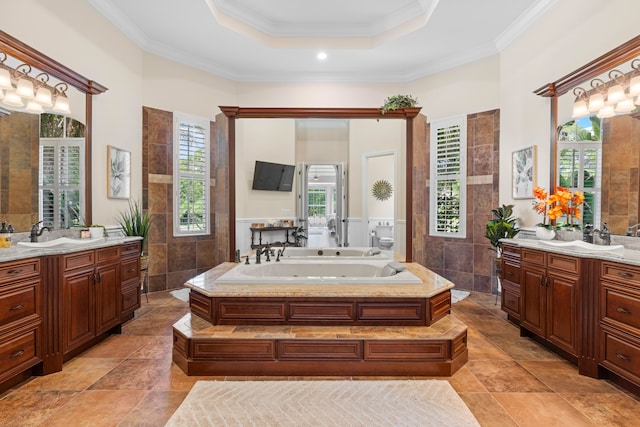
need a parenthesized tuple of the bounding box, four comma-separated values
(173, 113, 210, 236)
(39, 114, 85, 228)
(307, 188, 327, 216)
(558, 116, 602, 227)
(429, 116, 467, 238)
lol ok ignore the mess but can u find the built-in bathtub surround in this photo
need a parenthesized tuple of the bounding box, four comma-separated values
(142, 107, 217, 292)
(413, 109, 500, 294)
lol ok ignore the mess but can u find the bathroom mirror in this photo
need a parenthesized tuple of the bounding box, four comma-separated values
(0, 30, 107, 231)
(535, 35, 640, 235)
(219, 106, 421, 263)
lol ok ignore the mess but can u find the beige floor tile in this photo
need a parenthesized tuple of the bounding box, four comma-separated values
(493, 392, 597, 426)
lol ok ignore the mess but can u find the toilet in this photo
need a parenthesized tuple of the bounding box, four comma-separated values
(375, 224, 394, 250)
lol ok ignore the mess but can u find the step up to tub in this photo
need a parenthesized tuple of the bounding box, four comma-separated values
(172, 312, 468, 377)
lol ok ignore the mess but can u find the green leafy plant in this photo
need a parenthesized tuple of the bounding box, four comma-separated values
(380, 94, 419, 115)
(485, 204, 520, 258)
(116, 200, 151, 255)
(290, 226, 308, 247)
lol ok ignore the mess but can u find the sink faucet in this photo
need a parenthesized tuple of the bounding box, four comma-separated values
(30, 221, 52, 242)
(593, 222, 611, 246)
(626, 224, 640, 237)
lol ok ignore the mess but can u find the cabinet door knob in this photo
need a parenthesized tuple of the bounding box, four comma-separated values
(617, 307, 631, 314)
(9, 304, 24, 311)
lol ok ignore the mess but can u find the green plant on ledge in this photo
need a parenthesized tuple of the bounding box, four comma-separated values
(116, 200, 151, 255)
(485, 204, 520, 259)
(380, 94, 419, 115)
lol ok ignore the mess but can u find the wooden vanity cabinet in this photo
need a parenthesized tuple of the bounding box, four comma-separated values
(0, 258, 42, 386)
(500, 243, 521, 321)
(600, 261, 640, 386)
(61, 247, 121, 356)
(520, 248, 581, 357)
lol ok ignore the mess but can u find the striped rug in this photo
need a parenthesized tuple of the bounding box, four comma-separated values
(166, 380, 479, 426)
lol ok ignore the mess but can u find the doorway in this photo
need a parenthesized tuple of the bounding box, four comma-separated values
(363, 151, 396, 257)
(297, 162, 348, 247)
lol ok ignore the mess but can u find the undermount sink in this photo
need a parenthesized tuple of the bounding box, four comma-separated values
(538, 239, 625, 255)
(17, 237, 104, 248)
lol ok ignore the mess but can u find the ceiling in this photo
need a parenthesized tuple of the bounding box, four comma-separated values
(88, 0, 555, 83)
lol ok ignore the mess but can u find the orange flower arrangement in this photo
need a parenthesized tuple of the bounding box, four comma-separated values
(533, 185, 584, 228)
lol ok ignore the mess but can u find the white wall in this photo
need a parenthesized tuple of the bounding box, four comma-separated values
(499, 0, 640, 227)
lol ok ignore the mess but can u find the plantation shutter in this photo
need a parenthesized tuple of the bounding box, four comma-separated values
(174, 114, 210, 235)
(39, 139, 84, 228)
(429, 116, 467, 238)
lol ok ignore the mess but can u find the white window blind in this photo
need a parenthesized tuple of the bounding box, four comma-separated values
(173, 113, 210, 236)
(429, 116, 467, 238)
(39, 139, 85, 228)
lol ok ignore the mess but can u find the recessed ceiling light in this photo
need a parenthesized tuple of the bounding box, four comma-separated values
(317, 52, 327, 60)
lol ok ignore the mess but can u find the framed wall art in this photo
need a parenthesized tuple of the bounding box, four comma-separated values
(512, 145, 536, 199)
(107, 145, 131, 199)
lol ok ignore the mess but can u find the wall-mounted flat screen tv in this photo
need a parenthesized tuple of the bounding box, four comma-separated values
(251, 161, 295, 192)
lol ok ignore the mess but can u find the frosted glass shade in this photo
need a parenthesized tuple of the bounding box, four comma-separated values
(53, 93, 70, 114)
(2, 91, 24, 107)
(0, 69, 12, 91)
(606, 84, 626, 105)
(15, 78, 34, 99)
(35, 86, 53, 107)
(571, 99, 588, 118)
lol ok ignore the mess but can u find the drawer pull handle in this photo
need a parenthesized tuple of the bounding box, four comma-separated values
(616, 353, 631, 361)
(506, 271, 514, 276)
(7, 268, 23, 275)
(9, 304, 24, 311)
(127, 268, 136, 273)
(617, 307, 631, 314)
(9, 349, 24, 359)
(618, 272, 634, 279)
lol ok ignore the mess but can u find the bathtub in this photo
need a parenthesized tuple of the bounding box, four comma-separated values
(279, 246, 389, 259)
(214, 260, 422, 284)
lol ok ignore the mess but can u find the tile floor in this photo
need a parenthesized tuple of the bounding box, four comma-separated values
(1, 291, 640, 426)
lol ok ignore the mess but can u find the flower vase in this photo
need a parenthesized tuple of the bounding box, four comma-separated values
(536, 226, 556, 240)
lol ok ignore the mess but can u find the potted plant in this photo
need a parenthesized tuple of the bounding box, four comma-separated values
(116, 200, 151, 256)
(290, 226, 308, 247)
(485, 204, 520, 264)
(380, 94, 419, 115)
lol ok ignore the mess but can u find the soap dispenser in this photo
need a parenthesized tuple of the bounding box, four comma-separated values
(0, 221, 9, 248)
(583, 223, 593, 244)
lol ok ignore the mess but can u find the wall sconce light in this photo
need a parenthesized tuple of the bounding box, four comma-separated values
(571, 58, 640, 119)
(0, 52, 71, 115)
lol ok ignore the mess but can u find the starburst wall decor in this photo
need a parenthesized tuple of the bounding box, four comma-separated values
(372, 179, 393, 201)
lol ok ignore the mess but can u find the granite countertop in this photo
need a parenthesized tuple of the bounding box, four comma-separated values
(502, 238, 640, 267)
(185, 262, 455, 298)
(0, 236, 142, 263)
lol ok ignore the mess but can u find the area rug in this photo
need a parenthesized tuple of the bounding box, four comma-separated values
(451, 289, 470, 304)
(165, 380, 479, 426)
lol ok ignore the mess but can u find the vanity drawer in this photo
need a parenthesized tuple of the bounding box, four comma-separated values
(502, 261, 520, 283)
(522, 249, 545, 266)
(601, 330, 640, 382)
(0, 259, 40, 286)
(602, 262, 640, 288)
(547, 253, 580, 274)
(96, 246, 120, 264)
(121, 258, 140, 282)
(62, 250, 94, 271)
(0, 280, 39, 329)
(121, 242, 141, 258)
(501, 281, 521, 319)
(121, 284, 140, 313)
(0, 325, 39, 380)
(502, 244, 521, 260)
(601, 283, 640, 334)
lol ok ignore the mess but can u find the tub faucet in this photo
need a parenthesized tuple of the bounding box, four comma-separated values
(626, 224, 640, 237)
(593, 222, 611, 246)
(30, 221, 51, 242)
